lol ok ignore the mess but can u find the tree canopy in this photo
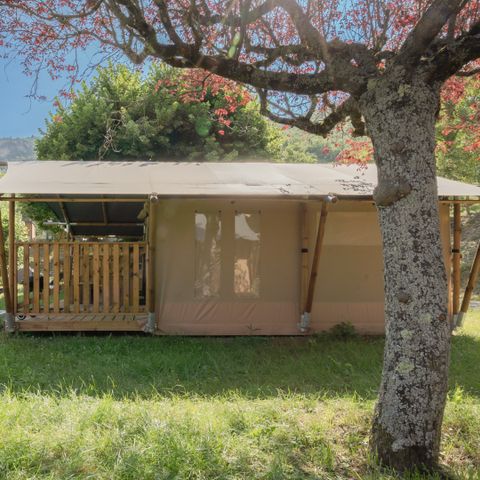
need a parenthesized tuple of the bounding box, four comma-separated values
(0, 1, 478, 135)
(37, 63, 281, 162)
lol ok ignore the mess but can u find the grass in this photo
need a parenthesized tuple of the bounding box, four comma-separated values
(0, 316, 479, 478)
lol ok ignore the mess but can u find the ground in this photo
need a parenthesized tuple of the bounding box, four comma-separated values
(0, 313, 478, 479)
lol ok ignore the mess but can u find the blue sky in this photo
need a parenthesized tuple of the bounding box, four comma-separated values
(0, 46, 111, 138)
(0, 56, 65, 138)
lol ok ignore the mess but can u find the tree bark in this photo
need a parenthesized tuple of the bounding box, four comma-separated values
(359, 76, 451, 471)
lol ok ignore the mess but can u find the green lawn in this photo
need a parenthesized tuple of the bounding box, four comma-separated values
(0, 315, 479, 479)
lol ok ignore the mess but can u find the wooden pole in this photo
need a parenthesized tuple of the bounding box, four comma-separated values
(0, 205, 14, 331)
(300, 202, 310, 312)
(305, 202, 328, 313)
(8, 195, 15, 300)
(299, 198, 333, 332)
(452, 204, 462, 315)
(457, 241, 480, 327)
(145, 198, 157, 333)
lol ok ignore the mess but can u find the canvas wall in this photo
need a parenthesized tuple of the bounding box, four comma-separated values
(154, 199, 301, 335)
(153, 199, 452, 335)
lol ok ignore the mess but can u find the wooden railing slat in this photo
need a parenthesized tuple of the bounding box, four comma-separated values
(53, 243, 60, 313)
(112, 244, 120, 314)
(73, 244, 80, 313)
(43, 244, 50, 313)
(64, 245, 71, 313)
(33, 244, 40, 313)
(103, 244, 110, 313)
(23, 244, 29, 314)
(82, 244, 90, 312)
(93, 244, 100, 313)
(132, 244, 140, 312)
(122, 244, 130, 313)
(13, 244, 18, 315)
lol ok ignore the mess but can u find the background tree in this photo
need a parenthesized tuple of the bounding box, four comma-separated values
(1, 0, 480, 472)
(436, 76, 480, 184)
(37, 63, 290, 162)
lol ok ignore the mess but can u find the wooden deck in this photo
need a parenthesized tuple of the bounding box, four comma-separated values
(14, 313, 148, 332)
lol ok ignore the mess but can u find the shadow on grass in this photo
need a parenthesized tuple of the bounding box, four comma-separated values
(0, 331, 478, 400)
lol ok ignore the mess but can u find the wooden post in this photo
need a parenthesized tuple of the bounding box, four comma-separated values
(452, 204, 462, 316)
(0, 204, 14, 331)
(457, 241, 480, 327)
(8, 196, 15, 298)
(299, 196, 334, 332)
(300, 202, 309, 312)
(145, 198, 157, 333)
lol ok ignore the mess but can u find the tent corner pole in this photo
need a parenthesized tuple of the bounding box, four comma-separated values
(452, 203, 462, 326)
(299, 194, 336, 333)
(144, 195, 158, 334)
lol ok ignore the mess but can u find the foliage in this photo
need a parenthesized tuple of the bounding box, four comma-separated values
(17, 202, 63, 237)
(0, 313, 478, 478)
(0, 202, 28, 266)
(36, 63, 283, 162)
(322, 78, 480, 178)
(328, 322, 358, 339)
(436, 77, 480, 184)
(275, 127, 342, 163)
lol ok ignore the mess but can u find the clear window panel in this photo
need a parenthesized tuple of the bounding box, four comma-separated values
(195, 212, 221, 298)
(234, 212, 260, 297)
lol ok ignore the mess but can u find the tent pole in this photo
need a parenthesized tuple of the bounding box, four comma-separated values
(145, 196, 158, 333)
(456, 241, 480, 328)
(299, 195, 336, 333)
(0, 203, 14, 332)
(300, 202, 310, 314)
(452, 204, 462, 322)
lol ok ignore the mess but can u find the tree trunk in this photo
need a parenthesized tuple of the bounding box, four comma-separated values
(360, 77, 451, 471)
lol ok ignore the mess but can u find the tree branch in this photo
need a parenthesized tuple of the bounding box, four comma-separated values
(258, 91, 365, 137)
(428, 20, 480, 81)
(394, 0, 464, 68)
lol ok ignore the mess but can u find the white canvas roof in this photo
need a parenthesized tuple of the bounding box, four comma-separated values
(1, 160, 479, 198)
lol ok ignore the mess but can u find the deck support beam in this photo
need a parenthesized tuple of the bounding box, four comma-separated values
(299, 195, 335, 332)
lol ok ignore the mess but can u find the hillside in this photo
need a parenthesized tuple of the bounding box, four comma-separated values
(0, 137, 36, 161)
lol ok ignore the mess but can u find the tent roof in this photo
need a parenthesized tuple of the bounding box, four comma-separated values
(1, 160, 478, 238)
(1, 160, 480, 198)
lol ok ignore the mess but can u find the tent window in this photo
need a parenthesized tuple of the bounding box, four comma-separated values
(234, 212, 261, 297)
(195, 212, 221, 298)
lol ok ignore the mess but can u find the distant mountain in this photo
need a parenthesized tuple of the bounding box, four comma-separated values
(0, 137, 36, 161)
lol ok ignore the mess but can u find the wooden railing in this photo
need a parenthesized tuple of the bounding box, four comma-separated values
(14, 242, 147, 315)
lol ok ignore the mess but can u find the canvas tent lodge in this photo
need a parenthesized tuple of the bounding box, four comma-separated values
(1, 160, 480, 335)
